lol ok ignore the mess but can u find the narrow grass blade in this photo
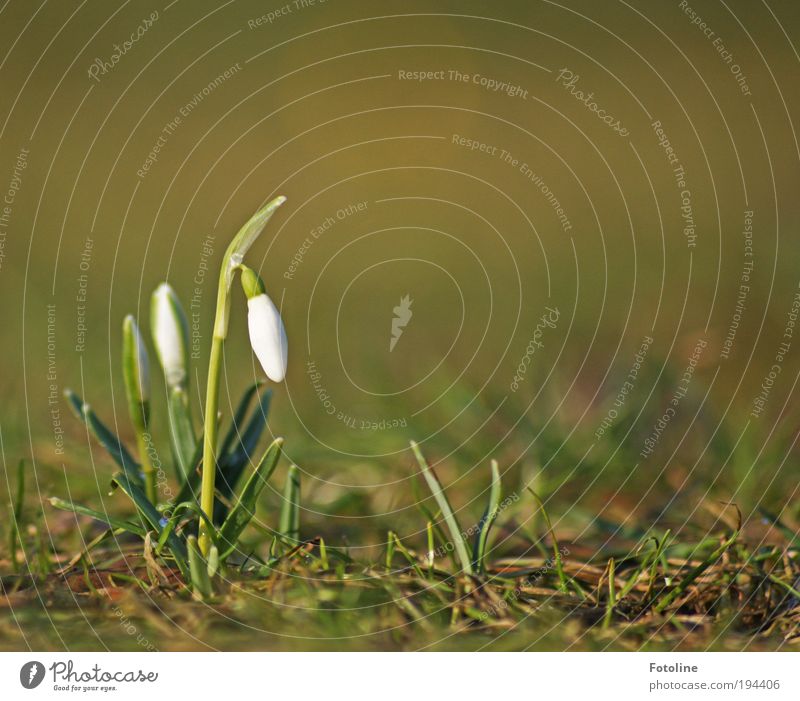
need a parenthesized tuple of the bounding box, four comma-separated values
(617, 537, 658, 601)
(218, 437, 283, 556)
(603, 557, 616, 629)
(426, 521, 435, 575)
(389, 531, 426, 579)
(411, 441, 473, 575)
(318, 538, 329, 570)
(472, 460, 501, 575)
(168, 387, 196, 480)
(653, 531, 739, 613)
(385, 531, 396, 570)
(64, 389, 141, 485)
(8, 459, 25, 572)
(526, 488, 568, 593)
(49, 497, 146, 538)
(278, 464, 301, 545)
(644, 529, 672, 600)
(410, 475, 455, 571)
(187, 535, 213, 600)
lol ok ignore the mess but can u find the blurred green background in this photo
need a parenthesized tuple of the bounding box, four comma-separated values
(1, 0, 800, 556)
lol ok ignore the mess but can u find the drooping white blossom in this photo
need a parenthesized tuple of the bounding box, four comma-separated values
(247, 293, 288, 383)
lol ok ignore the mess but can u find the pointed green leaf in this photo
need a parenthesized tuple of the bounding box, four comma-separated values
(218, 381, 263, 458)
(215, 196, 287, 338)
(64, 389, 142, 485)
(227, 388, 272, 467)
(410, 441, 473, 575)
(653, 531, 739, 613)
(49, 497, 147, 537)
(229, 196, 287, 263)
(472, 460, 501, 575)
(217, 388, 273, 513)
(171, 433, 204, 507)
(279, 463, 301, 545)
(218, 437, 283, 556)
(112, 471, 188, 575)
(168, 387, 196, 479)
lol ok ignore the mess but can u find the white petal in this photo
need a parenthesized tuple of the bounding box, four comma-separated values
(152, 283, 187, 387)
(247, 294, 288, 382)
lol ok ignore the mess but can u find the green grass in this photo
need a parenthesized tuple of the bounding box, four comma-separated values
(4, 343, 800, 650)
(3, 407, 800, 651)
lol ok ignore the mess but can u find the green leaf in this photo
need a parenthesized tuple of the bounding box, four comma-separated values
(49, 497, 147, 537)
(218, 382, 263, 458)
(187, 535, 213, 600)
(64, 389, 142, 486)
(226, 388, 273, 469)
(410, 474, 455, 571)
(217, 388, 273, 517)
(154, 501, 214, 555)
(168, 387, 196, 480)
(472, 460, 501, 575)
(111, 471, 188, 576)
(410, 441, 473, 575)
(279, 464, 301, 545)
(227, 196, 287, 270)
(171, 434, 204, 507)
(218, 438, 283, 556)
(603, 558, 617, 629)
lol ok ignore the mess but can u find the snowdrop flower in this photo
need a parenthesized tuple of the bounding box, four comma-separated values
(150, 282, 189, 389)
(199, 195, 287, 555)
(240, 266, 288, 382)
(122, 315, 150, 429)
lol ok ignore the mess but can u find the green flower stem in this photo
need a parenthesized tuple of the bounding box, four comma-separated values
(196, 195, 286, 557)
(198, 333, 223, 555)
